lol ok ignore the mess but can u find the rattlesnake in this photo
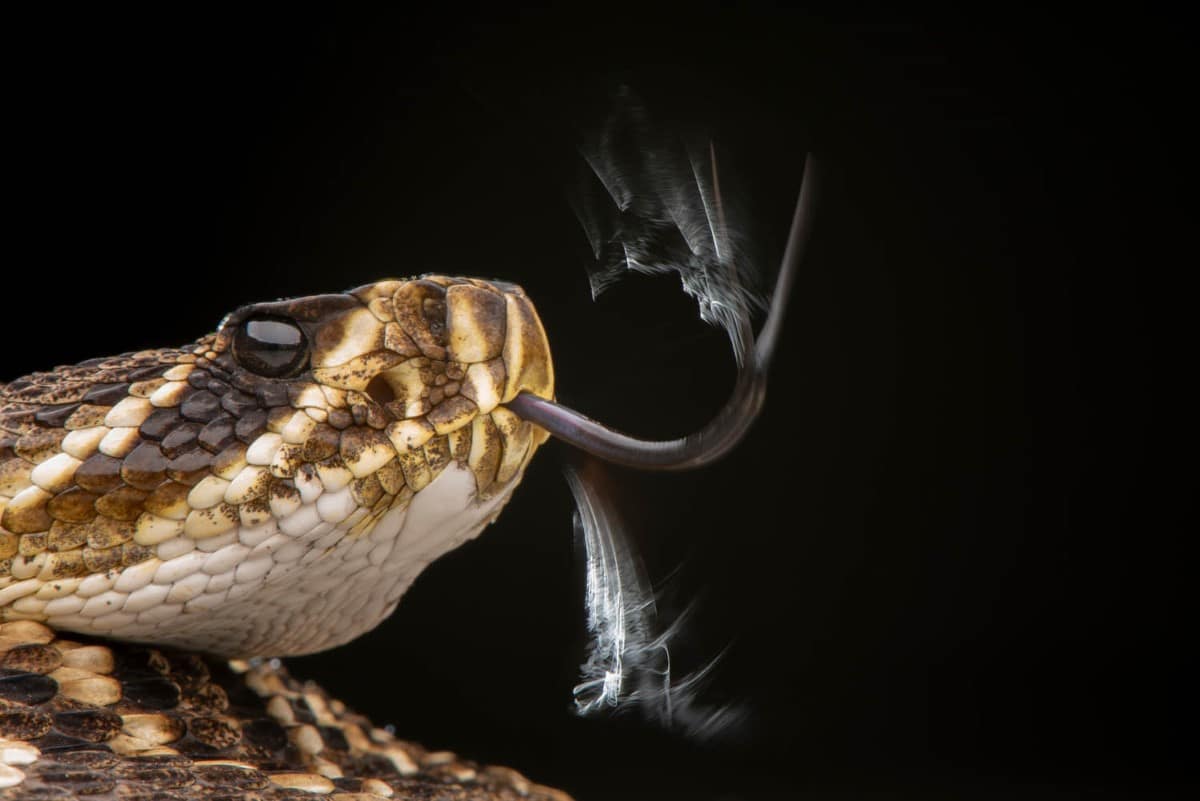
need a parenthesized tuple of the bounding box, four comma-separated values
(1, 276, 571, 799)
(0, 159, 816, 800)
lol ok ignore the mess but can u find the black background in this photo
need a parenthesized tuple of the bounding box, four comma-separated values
(5, 8, 1190, 801)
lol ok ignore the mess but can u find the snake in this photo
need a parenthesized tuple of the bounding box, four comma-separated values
(0, 162, 816, 800)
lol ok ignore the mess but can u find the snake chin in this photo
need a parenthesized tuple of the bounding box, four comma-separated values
(42, 463, 522, 658)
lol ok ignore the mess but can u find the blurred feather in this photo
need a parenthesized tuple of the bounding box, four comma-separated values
(565, 90, 769, 740)
(567, 462, 746, 741)
(569, 88, 766, 364)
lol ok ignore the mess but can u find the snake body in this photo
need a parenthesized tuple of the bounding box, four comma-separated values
(0, 276, 567, 798)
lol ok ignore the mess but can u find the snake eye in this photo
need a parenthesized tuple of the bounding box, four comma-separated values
(232, 316, 310, 378)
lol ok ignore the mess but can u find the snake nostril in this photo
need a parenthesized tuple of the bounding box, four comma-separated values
(365, 375, 396, 406)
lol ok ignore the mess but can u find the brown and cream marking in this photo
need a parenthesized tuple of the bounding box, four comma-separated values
(1, 276, 554, 658)
(0, 620, 570, 799)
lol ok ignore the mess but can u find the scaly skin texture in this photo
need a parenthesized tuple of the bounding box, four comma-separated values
(0, 276, 569, 798)
(0, 620, 571, 800)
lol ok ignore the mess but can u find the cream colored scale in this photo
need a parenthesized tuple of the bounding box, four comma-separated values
(31, 464, 519, 656)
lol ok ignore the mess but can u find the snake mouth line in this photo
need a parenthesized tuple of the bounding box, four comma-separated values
(510, 154, 818, 471)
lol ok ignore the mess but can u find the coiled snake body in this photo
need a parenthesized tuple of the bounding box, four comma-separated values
(0, 276, 569, 799)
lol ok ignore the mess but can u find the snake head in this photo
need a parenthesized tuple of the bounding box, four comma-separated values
(0, 275, 555, 657)
(208, 275, 555, 502)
